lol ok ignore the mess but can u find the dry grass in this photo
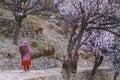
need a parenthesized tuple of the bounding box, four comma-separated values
(0, 8, 14, 20)
(24, 15, 41, 24)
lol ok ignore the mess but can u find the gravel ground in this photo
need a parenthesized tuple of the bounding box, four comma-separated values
(0, 67, 116, 80)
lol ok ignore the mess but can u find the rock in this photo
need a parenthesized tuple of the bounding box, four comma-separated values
(0, 12, 3, 16)
(0, 41, 17, 59)
(30, 40, 55, 60)
(0, 18, 14, 37)
(48, 23, 64, 35)
(80, 50, 95, 61)
(31, 46, 55, 60)
(50, 15, 56, 19)
(43, 45, 55, 56)
(31, 48, 43, 60)
(31, 41, 39, 47)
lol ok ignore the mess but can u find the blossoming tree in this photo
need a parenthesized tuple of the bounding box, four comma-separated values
(58, 0, 120, 80)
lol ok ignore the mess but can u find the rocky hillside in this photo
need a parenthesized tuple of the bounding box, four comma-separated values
(0, 7, 112, 68)
(0, 7, 114, 80)
(0, 13, 68, 70)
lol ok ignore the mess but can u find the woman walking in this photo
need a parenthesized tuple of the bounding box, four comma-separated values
(20, 40, 31, 72)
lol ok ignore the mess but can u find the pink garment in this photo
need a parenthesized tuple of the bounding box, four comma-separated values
(22, 41, 31, 61)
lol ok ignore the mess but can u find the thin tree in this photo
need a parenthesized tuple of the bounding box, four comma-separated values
(0, 0, 40, 45)
(59, 0, 120, 80)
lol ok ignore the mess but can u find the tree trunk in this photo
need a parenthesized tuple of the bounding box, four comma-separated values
(13, 19, 22, 45)
(113, 73, 118, 80)
(62, 57, 72, 80)
(66, 56, 72, 80)
(66, 67, 71, 80)
(71, 53, 79, 74)
(89, 56, 103, 80)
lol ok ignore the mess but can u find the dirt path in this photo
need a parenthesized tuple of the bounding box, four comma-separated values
(0, 67, 111, 80)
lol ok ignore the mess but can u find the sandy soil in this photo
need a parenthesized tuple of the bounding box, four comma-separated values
(0, 67, 112, 80)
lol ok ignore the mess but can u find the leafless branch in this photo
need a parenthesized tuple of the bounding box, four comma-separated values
(85, 27, 120, 37)
(24, 0, 40, 13)
(87, 12, 107, 24)
(80, 31, 92, 46)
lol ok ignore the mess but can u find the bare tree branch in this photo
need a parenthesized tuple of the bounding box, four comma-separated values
(87, 12, 107, 24)
(80, 31, 92, 46)
(85, 27, 120, 37)
(23, 0, 40, 14)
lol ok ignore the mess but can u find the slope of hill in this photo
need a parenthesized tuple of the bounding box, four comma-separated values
(0, 8, 114, 80)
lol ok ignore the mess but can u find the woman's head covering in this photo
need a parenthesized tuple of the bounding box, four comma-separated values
(22, 40, 29, 46)
(22, 40, 31, 53)
(22, 40, 31, 60)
